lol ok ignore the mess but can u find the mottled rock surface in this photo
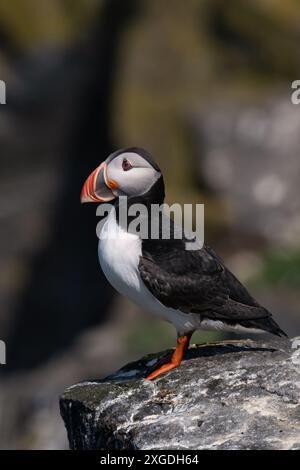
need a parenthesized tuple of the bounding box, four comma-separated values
(60, 337, 300, 450)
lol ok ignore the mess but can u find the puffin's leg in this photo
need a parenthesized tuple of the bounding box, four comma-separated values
(144, 333, 192, 381)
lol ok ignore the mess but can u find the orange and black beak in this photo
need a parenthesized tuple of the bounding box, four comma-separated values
(80, 162, 118, 203)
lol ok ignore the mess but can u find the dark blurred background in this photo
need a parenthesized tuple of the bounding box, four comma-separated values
(0, 0, 300, 449)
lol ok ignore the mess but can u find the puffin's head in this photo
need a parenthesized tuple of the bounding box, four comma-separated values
(81, 147, 163, 204)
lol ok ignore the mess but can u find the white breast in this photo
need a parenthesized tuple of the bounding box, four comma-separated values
(97, 210, 199, 335)
(98, 211, 142, 300)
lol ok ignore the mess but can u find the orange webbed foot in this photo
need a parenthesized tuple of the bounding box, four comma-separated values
(144, 334, 192, 381)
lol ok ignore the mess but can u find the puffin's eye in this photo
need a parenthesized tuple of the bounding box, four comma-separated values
(122, 158, 132, 171)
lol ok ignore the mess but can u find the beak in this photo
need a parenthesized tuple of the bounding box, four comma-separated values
(80, 162, 117, 203)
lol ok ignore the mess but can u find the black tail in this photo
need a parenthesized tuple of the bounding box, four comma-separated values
(244, 315, 288, 338)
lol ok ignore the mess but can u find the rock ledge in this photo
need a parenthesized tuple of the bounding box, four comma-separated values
(60, 337, 300, 450)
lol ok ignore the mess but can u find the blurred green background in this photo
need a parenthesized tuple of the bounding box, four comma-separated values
(0, 0, 300, 449)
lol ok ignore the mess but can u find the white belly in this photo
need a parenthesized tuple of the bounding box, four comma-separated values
(98, 211, 200, 335)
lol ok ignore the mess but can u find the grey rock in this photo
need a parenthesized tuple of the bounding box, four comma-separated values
(60, 337, 300, 450)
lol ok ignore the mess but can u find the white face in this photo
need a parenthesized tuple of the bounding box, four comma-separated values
(106, 152, 160, 197)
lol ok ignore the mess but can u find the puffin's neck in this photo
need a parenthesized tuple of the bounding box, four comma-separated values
(114, 175, 165, 230)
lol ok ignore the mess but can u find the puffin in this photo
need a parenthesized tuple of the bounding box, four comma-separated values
(80, 147, 287, 380)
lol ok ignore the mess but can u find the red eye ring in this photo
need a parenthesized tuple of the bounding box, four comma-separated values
(122, 158, 132, 171)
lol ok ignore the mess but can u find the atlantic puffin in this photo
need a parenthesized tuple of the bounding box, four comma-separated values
(81, 147, 287, 380)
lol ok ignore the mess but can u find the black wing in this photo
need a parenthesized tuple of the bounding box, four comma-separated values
(139, 238, 286, 336)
